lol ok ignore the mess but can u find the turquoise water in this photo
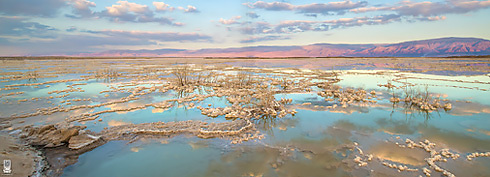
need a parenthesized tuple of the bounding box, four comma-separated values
(61, 92, 490, 177)
(62, 139, 224, 177)
(60, 104, 490, 176)
(0, 59, 489, 177)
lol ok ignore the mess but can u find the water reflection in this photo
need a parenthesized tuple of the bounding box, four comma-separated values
(0, 59, 489, 177)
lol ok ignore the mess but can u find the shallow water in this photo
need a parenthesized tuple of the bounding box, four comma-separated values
(0, 58, 489, 177)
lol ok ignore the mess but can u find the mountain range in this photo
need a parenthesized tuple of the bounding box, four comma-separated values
(77, 37, 490, 57)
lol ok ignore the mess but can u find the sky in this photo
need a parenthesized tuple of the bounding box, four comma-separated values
(0, 0, 490, 55)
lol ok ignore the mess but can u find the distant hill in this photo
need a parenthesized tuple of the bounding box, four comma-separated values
(77, 37, 490, 57)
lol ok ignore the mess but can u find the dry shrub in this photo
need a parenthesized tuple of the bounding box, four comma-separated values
(173, 65, 190, 86)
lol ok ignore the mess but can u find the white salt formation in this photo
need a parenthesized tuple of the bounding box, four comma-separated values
(466, 152, 490, 161)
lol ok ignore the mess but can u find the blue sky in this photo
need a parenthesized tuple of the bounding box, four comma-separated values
(1, 0, 490, 55)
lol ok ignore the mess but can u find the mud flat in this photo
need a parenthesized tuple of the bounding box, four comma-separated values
(0, 134, 43, 177)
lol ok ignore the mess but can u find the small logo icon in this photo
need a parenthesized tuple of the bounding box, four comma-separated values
(3, 159, 11, 174)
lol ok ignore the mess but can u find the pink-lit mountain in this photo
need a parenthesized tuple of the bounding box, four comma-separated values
(78, 37, 490, 57)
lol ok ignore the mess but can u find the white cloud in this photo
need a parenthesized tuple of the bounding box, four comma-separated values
(66, 0, 96, 17)
(219, 16, 242, 25)
(97, 1, 180, 25)
(239, 14, 402, 34)
(105, 1, 150, 16)
(295, 1, 368, 15)
(350, 0, 490, 17)
(417, 16, 447, 21)
(63, 1, 200, 25)
(180, 5, 199, 13)
(246, 1, 294, 11)
(245, 1, 367, 15)
(153, 2, 174, 12)
(69, 0, 95, 10)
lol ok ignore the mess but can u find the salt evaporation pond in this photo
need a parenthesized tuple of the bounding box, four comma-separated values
(0, 58, 489, 177)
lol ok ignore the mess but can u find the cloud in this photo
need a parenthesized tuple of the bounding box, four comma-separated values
(88, 30, 213, 42)
(398, 0, 490, 16)
(239, 0, 480, 36)
(295, 1, 368, 15)
(246, 0, 490, 18)
(66, 26, 78, 32)
(98, 1, 178, 25)
(178, 5, 199, 13)
(104, 1, 151, 16)
(63, 1, 197, 26)
(240, 35, 290, 43)
(0, 17, 58, 39)
(1, 29, 213, 55)
(0, 0, 66, 17)
(416, 16, 447, 21)
(66, 0, 96, 18)
(239, 14, 402, 34)
(69, 0, 96, 10)
(304, 14, 318, 18)
(246, 1, 294, 11)
(350, 0, 490, 17)
(246, 12, 260, 19)
(245, 1, 367, 15)
(350, 6, 389, 13)
(240, 21, 273, 35)
(5, 34, 156, 55)
(153, 2, 174, 12)
(219, 16, 242, 25)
